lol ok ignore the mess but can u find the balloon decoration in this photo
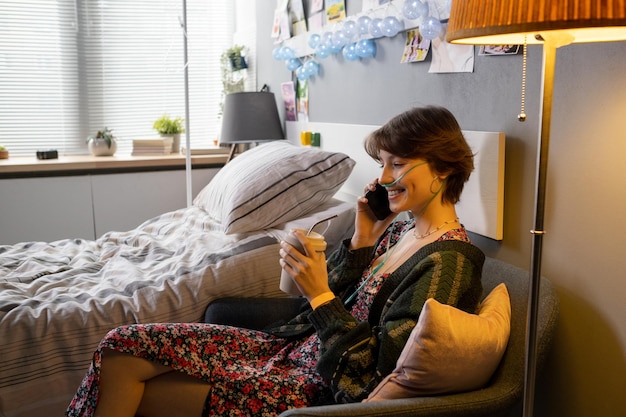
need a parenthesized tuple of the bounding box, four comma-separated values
(307, 33, 320, 49)
(342, 43, 359, 61)
(294, 58, 320, 81)
(402, 0, 429, 20)
(368, 18, 384, 38)
(381, 16, 404, 37)
(342, 20, 358, 41)
(357, 15, 372, 35)
(355, 39, 376, 58)
(285, 57, 302, 71)
(273, 1, 451, 76)
(420, 16, 442, 40)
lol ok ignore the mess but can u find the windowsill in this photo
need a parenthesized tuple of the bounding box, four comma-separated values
(0, 152, 229, 178)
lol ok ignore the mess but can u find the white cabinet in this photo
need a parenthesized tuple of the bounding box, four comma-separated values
(0, 168, 219, 244)
(0, 176, 94, 244)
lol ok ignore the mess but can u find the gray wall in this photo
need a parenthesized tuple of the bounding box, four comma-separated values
(256, 1, 626, 416)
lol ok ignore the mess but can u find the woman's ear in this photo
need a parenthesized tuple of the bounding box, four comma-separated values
(436, 170, 451, 180)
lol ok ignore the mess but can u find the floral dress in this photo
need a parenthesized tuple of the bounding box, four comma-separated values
(66, 223, 469, 417)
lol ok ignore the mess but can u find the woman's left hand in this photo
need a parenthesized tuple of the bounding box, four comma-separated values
(279, 230, 331, 302)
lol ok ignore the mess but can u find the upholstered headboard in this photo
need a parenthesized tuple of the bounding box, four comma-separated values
(285, 121, 505, 240)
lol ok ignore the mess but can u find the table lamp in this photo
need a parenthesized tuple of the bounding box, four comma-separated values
(220, 91, 285, 162)
(447, 1, 626, 416)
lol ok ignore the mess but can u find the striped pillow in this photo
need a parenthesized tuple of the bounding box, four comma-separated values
(193, 141, 355, 234)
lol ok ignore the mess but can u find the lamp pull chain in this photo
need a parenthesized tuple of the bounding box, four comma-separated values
(518, 36, 528, 122)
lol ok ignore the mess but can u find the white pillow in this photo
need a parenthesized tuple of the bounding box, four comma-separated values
(365, 283, 511, 401)
(193, 141, 355, 234)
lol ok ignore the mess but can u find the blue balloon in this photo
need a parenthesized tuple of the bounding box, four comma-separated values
(342, 43, 359, 61)
(272, 46, 283, 60)
(304, 60, 319, 76)
(357, 15, 372, 35)
(329, 41, 343, 54)
(296, 66, 308, 81)
(285, 57, 302, 71)
(368, 18, 384, 38)
(280, 46, 295, 59)
(308, 33, 321, 49)
(315, 43, 330, 59)
(421, 16, 442, 40)
(382, 16, 404, 37)
(356, 39, 376, 58)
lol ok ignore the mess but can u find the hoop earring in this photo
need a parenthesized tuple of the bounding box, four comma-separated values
(430, 176, 441, 194)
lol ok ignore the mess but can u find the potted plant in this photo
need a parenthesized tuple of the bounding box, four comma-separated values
(153, 114, 185, 153)
(224, 45, 247, 71)
(86, 127, 117, 156)
(219, 45, 248, 116)
(0, 145, 8, 159)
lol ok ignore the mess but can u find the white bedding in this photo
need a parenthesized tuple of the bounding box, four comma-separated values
(0, 199, 355, 417)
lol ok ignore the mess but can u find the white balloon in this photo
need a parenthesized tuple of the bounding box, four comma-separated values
(368, 18, 384, 38)
(343, 20, 358, 40)
(421, 16, 442, 40)
(332, 30, 348, 48)
(382, 16, 404, 37)
(402, 0, 429, 20)
(357, 15, 372, 35)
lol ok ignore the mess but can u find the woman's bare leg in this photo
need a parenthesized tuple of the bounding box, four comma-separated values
(136, 370, 211, 417)
(94, 349, 210, 417)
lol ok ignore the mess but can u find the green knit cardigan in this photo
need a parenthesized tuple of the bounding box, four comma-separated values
(269, 227, 485, 404)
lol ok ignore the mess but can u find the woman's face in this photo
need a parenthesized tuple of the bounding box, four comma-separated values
(378, 149, 438, 215)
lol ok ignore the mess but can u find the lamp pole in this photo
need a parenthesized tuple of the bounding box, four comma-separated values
(181, 0, 192, 207)
(524, 32, 573, 417)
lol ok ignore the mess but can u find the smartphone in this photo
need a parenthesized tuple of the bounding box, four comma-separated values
(365, 183, 392, 220)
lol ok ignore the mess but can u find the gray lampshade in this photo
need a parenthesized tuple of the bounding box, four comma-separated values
(220, 92, 284, 144)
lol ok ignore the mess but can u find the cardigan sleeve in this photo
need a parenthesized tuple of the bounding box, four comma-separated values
(324, 238, 375, 295)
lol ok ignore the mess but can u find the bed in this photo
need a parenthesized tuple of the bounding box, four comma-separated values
(0, 141, 356, 417)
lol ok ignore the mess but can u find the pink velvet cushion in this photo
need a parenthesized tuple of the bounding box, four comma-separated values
(365, 283, 511, 401)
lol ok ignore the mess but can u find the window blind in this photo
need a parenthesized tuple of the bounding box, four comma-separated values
(0, 0, 235, 156)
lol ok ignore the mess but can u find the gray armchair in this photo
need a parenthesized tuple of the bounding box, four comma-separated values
(204, 257, 559, 417)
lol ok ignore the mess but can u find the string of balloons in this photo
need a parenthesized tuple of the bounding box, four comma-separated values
(272, 0, 447, 81)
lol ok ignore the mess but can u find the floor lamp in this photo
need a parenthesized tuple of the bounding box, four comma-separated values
(447, 2, 626, 416)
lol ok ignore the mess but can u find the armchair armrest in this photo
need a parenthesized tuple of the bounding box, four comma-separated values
(279, 388, 520, 417)
(204, 297, 306, 330)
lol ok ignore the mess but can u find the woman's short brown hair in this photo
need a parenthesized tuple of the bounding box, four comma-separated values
(364, 106, 474, 204)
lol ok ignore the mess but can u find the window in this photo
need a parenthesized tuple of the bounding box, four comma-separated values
(0, 0, 237, 156)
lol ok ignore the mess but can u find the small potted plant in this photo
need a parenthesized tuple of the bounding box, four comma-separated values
(219, 45, 248, 116)
(153, 114, 185, 153)
(0, 145, 8, 159)
(224, 45, 247, 71)
(86, 127, 117, 156)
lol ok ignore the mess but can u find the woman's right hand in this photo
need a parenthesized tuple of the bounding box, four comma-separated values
(349, 180, 396, 250)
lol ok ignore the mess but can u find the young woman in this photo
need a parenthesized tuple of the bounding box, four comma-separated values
(66, 105, 484, 417)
